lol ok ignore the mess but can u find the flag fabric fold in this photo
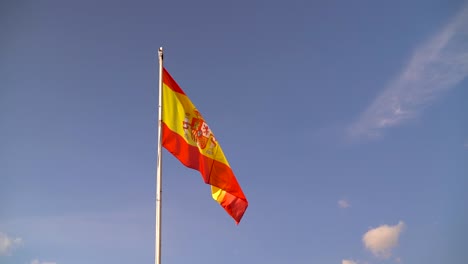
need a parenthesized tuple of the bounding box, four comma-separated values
(161, 68, 248, 224)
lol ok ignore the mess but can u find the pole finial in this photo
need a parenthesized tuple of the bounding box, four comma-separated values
(158, 47, 163, 60)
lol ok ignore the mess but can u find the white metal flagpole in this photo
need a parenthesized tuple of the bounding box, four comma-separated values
(155, 47, 164, 264)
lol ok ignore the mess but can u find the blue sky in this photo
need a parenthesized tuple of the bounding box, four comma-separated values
(1, 0, 467, 264)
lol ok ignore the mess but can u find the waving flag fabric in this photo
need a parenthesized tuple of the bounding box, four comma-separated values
(161, 68, 248, 224)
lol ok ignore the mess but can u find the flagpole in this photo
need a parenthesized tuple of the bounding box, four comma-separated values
(156, 47, 164, 264)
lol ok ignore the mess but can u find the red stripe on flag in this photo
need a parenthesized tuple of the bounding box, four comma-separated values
(163, 68, 186, 95)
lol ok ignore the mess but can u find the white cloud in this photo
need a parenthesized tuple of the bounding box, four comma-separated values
(0, 232, 22, 256)
(338, 199, 351, 208)
(362, 221, 405, 258)
(31, 259, 56, 264)
(349, 6, 468, 139)
(342, 259, 358, 264)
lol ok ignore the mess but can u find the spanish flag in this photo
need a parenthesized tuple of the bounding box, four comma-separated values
(161, 68, 248, 224)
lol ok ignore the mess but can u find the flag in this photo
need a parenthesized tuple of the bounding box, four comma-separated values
(161, 68, 248, 224)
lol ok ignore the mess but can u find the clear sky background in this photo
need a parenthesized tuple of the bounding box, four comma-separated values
(1, 1, 468, 264)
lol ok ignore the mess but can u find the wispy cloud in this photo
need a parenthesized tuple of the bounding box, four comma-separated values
(342, 259, 358, 264)
(362, 221, 405, 259)
(350, 6, 468, 139)
(0, 232, 22, 256)
(1, 209, 151, 250)
(338, 199, 351, 208)
(31, 259, 57, 264)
